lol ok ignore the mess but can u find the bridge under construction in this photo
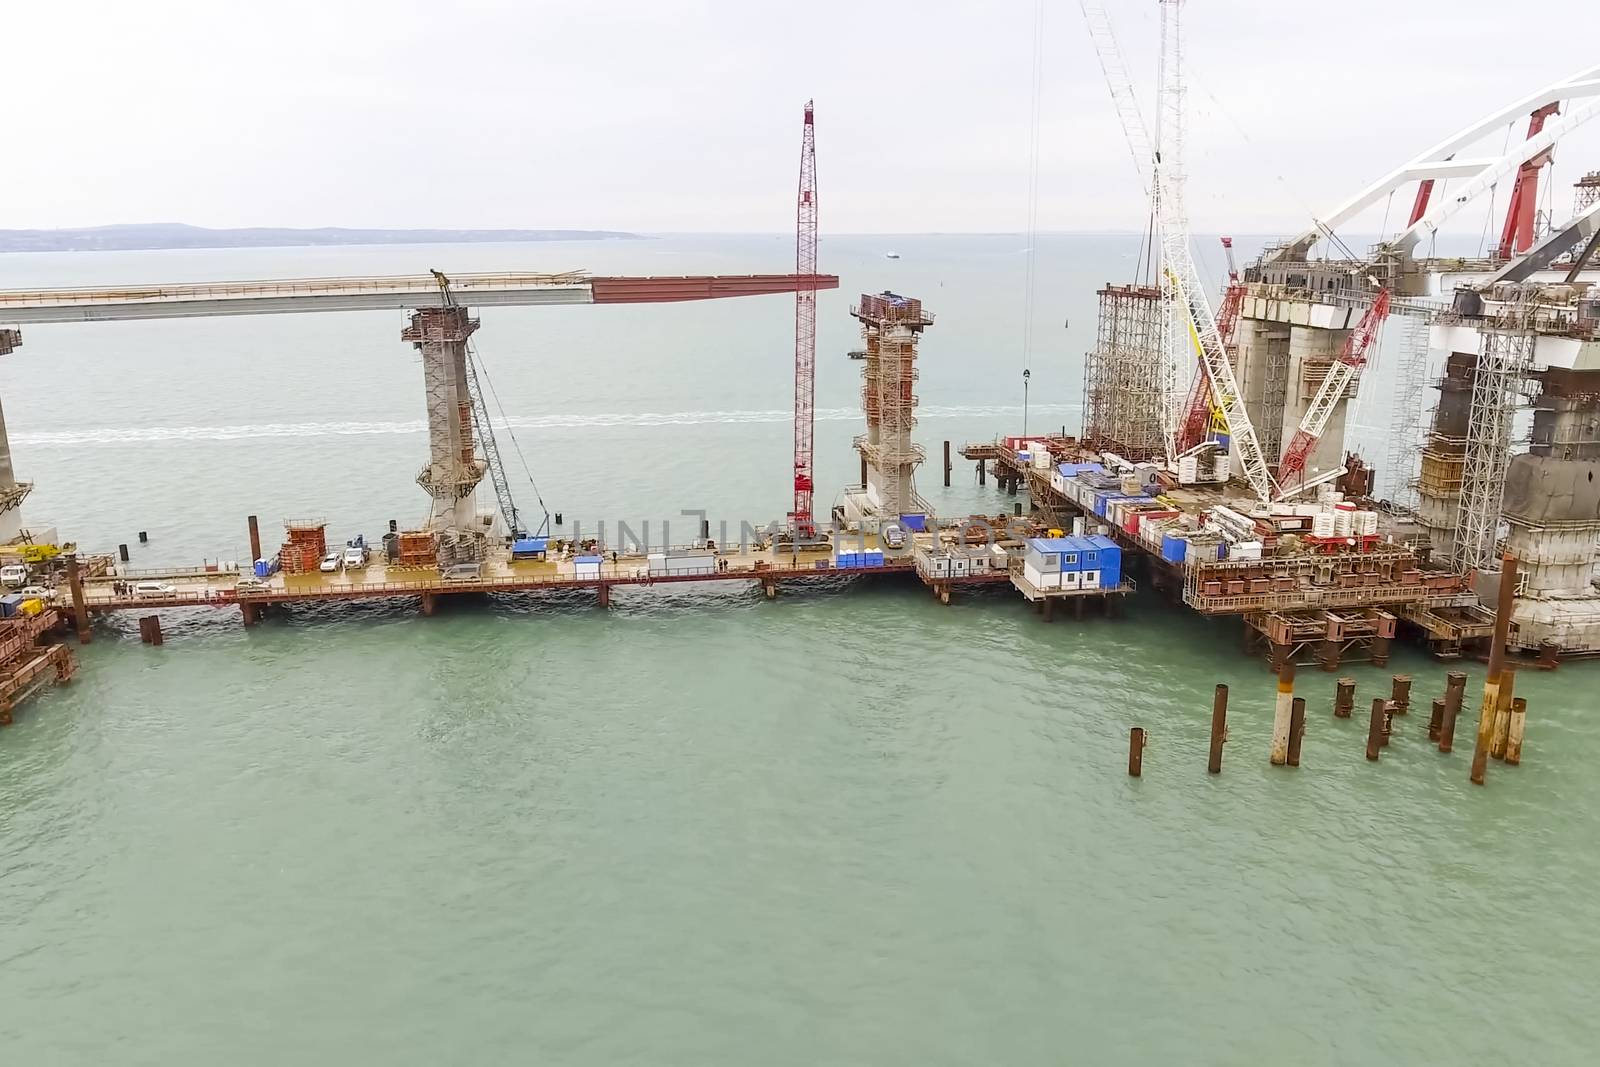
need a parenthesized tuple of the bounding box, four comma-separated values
(3, 39, 1600, 730)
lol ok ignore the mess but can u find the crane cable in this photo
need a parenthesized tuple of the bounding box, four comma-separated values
(469, 342, 553, 537)
(1020, 0, 1044, 437)
(430, 269, 552, 538)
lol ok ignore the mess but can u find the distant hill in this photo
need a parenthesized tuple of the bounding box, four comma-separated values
(0, 222, 643, 253)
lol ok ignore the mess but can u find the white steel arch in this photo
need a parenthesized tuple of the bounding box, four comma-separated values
(1273, 63, 1600, 261)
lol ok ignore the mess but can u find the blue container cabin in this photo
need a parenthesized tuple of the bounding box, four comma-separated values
(1024, 537, 1077, 573)
(1088, 534, 1122, 587)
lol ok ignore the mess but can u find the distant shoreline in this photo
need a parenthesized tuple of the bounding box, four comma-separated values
(0, 223, 643, 254)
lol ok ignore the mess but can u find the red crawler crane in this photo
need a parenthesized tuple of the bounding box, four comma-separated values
(1177, 236, 1244, 452)
(790, 101, 820, 538)
(1276, 288, 1391, 488)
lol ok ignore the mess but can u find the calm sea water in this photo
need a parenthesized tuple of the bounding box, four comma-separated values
(1, 236, 1595, 1064)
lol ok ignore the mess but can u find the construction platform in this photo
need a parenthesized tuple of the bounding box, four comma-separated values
(37, 522, 1057, 629)
(0, 608, 75, 724)
(960, 435, 1495, 670)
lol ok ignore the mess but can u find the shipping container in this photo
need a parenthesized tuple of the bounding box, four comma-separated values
(1025, 537, 1074, 574)
(1160, 534, 1188, 564)
(511, 537, 549, 560)
(1088, 535, 1122, 587)
(0, 593, 23, 618)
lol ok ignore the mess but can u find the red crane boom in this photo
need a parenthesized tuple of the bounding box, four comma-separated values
(1177, 237, 1243, 452)
(791, 101, 820, 537)
(1497, 102, 1561, 259)
(1276, 289, 1391, 488)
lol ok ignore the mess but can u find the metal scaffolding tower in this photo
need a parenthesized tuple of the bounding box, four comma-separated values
(1454, 295, 1537, 572)
(852, 293, 932, 521)
(1384, 313, 1433, 511)
(1569, 171, 1600, 261)
(1260, 343, 1291, 462)
(402, 305, 488, 533)
(1083, 284, 1165, 460)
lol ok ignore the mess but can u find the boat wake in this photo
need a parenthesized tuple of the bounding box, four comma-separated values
(16, 403, 1080, 446)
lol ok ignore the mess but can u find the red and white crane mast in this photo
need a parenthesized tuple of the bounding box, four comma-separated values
(790, 101, 820, 537)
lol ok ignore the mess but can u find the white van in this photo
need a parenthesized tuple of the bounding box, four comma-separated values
(0, 564, 28, 587)
(441, 562, 482, 582)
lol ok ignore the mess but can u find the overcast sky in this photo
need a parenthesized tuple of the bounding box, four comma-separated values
(9, 0, 1599, 237)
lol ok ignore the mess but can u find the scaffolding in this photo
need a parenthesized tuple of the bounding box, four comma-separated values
(1453, 294, 1538, 572)
(1383, 313, 1433, 511)
(1570, 172, 1600, 261)
(402, 306, 487, 532)
(852, 293, 932, 520)
(1259, 341, 1291, 461)
(1083, 284, 1165, 461)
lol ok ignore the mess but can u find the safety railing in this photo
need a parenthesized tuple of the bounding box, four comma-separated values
(0, 271, 594, 308)
(1183, 582, 1430, 615)
(133, 559, 916, 601)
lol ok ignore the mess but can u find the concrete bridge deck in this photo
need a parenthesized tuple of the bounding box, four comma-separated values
(0, 272, 840, 323)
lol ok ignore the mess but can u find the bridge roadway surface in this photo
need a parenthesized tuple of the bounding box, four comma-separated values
(0, 272, 840, 323)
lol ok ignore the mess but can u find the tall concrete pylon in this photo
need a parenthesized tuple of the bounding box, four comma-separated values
(401, 307, 487, 533)
(0, 328, 32, 544)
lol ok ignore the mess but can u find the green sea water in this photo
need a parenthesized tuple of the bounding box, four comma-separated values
(1, 236, 1596, 1063)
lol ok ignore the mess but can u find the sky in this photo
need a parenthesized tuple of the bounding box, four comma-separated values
(7, 0, 1599, 237)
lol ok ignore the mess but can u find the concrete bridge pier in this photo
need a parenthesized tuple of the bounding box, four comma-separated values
(402, 306, 486, 534)
(0, 327, 31, 545)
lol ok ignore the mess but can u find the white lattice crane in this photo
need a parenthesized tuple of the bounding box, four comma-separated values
(1275, 290, 1391, 489)
(1078, 0, 1277, 502)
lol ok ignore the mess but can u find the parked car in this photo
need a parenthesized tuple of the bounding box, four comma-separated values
(18, 584, 57, 602)
(319, 552, 342, 573)
(0, 564, 29, 587)
(441, 562, 482, 582)
(342, 544, 369, 569)
(133, 581, 176, 598)
(235, 576, 269, 592)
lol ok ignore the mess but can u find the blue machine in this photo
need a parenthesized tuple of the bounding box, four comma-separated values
(512, 537, 549, 560)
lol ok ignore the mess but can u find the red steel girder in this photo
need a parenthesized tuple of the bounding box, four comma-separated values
(1497, 103, 1561, 259)
(588, 273, 838, 304)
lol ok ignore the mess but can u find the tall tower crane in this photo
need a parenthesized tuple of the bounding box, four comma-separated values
(1080, 0, 1277, 502)
(1275, 288, 1391, 489)
(790, 101, 820, 538)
